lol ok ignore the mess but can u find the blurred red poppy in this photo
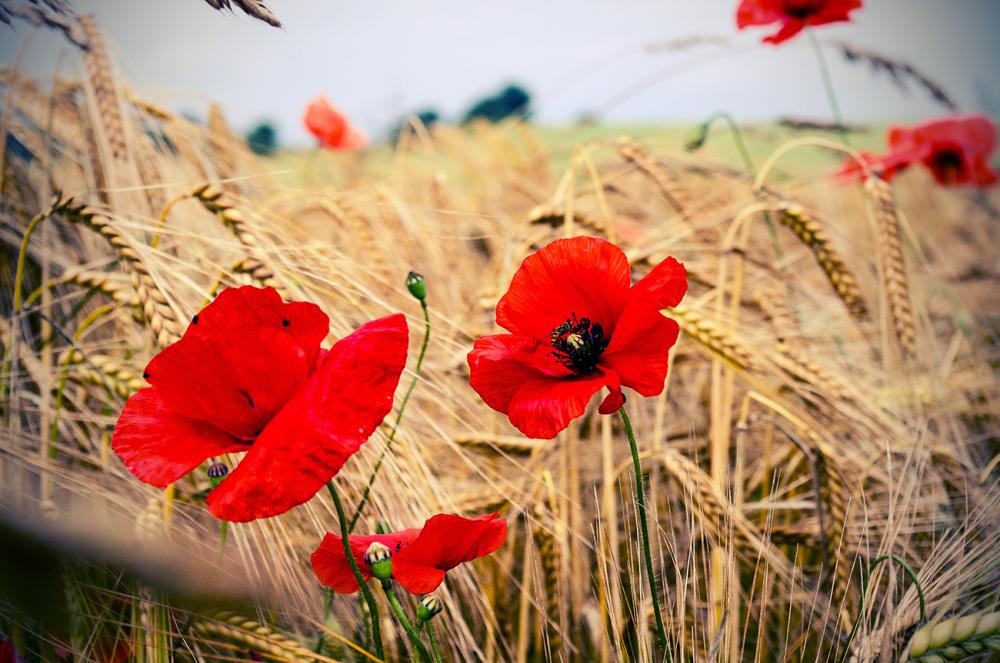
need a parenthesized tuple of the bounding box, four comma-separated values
(467, 237, 687, 439)
(311, 513, 507, 594)
(112, 286, 408, 522)
(304, 95, 367, 150)
(837, 115, 998, 187)
(834, 149, 911, 182)
(736, 0, 862, 45)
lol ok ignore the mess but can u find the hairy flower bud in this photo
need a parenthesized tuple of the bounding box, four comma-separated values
(405, 271, 426, 301)
(416, 595, 443, 621)
(364, 541, 393, 581)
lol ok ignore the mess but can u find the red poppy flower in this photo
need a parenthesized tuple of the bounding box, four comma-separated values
(736, 0, 862, 45)
(112, 286, 408, 522)
(836, 115, 998, 187)
(834, 150, 911, 183)
(311, 513, 507, 594)
(304, 95, 367, 150)
(467, 237, 687, 439)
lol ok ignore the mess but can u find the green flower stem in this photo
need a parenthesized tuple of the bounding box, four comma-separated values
(326, 482, 384, 659)
(840, 554, 926, 663)
(382, 584, 431, 661)
(421, 622, 444, 663)
(619, 406, 669, 655)
(809, 32, 850, 146)
(349, 298, 430, 532)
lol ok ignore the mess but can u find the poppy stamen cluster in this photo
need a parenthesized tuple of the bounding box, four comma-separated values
(549, 313, 608, 374)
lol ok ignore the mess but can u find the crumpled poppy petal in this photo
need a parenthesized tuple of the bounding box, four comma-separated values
(602, 306, 680, 397)
(628, 256, 687, 311)
(763, 19, 806, 44)
(207, 314, 409, 522)
(506, 370, 611, 439)
(496, 236, 631, 339)
(182, 286, 329, 369)
(311, 528, 420, 594)
(468, 333, 569, 416)
(393, 513, 507, 594)
(112, 388, 247, 487)
(597, 368, 625, 414)
(144, 327, 313, 440)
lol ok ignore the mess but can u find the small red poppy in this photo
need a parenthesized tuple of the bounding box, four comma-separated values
(311, 513, 507, 594)
(834, 150, 911, 183)
(837, 115, 998, 187)
(304, 95, 367, 150)
(112, 286, 408, 522)
(736, 0, 862, 45)
(467, 237, 687, 439)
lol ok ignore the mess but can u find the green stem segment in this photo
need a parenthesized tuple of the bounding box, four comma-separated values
(326, 482, 384, 659)
(421, 622, 444, 663)
(619, 406, 669, 655)
(383, 584, 431, 661)
(840, 554, 926, 663)
(809, 32, 850, 146)
(349, 298, 431, 531)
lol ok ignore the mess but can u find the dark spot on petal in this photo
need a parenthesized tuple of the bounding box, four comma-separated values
(143, 372, 150, 379)
(192, 314, 199, 324)
(240, 390, 256, 409)
(282, 319, 290, 327)
(395, 542, 402, 552)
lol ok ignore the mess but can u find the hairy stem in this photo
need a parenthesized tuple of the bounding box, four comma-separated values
(383, 584, 431, 661)
(619, 406, 669, 655)
(326, 482, 384, 659)
(349, 298, 430, 531)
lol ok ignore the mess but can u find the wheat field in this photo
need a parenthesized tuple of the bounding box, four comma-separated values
(1, 13, 999, 663)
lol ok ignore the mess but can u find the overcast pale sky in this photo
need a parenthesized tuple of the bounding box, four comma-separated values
(3, 1, 999, 144)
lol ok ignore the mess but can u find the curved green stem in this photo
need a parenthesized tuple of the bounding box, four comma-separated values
(619, 406, 669, 655)
(840, 554, 926, 662)
(349, 299, 430, 531)
(383, 584, 431, 661)
(326, 482, 384, 659)
(809, 32, 850, 146)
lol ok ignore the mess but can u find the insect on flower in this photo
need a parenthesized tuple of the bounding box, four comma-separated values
(112, 286, 409, 522)
(304, 94, 367, 151)
(311, 513, 507, 594)
(736, 0, 862, 45)
(467, 236, 687, 439)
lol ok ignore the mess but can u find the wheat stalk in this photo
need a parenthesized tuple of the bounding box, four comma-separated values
(771, 201, 869, 319)
(79, 15, 128, 163)
(900, 610, 1000, 662)
(865, 175, 916, 358)
(616, 137, 691, 217)
(669, 305, 760, 371)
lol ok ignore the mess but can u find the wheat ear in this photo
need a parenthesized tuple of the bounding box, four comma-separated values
(901, 610, 1000, 662)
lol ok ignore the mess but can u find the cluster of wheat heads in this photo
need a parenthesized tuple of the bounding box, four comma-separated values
(2, 21, 999, 663)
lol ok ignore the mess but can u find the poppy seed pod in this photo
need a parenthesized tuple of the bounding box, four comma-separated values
(363, 541, 393, 581)
(207, 461, 229, 487)
(405, 272, 426, 301)
(417, 595, 443, 621)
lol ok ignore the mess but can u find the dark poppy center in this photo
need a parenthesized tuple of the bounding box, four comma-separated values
(550, 313, 608, 374)
(782, 0, 824, 19)
(928, 147, 965, 180)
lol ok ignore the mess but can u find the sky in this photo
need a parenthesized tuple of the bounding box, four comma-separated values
(3, 0, 1000, 145)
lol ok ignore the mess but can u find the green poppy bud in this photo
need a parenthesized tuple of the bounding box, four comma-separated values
(405, 271, 426, 301)
(416, 595, 443, 622)
(363, 541, 393, 581)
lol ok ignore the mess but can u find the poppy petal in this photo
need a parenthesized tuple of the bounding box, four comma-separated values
(597, 369, 625, 414)
(735, 0, 782, 28)
(304, 95, 347, 146)
(144, 327, 313, 440)
(602, 306, 681, 397)
(496, 236, 630, 339)
(468, 333, 569, 416)
(394, 513, 507, 594)
(506, 370, 611, 439)
(311, 529, 420, 594)
(112, 388, 247, 488)
(184, 286, 329, 369)
(207, 313, 409, 522)
(629, 256, 687, 310)
(763, 19, 806, 45)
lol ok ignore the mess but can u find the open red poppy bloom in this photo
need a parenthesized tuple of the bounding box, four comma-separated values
(112, 286, 408, 522)
(836, 115, 998, 187)
(311, 513, 507, 594)
(467, 237, 687, 439)
(303, 95, 367, 150)
(736, 0, 862, 45)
